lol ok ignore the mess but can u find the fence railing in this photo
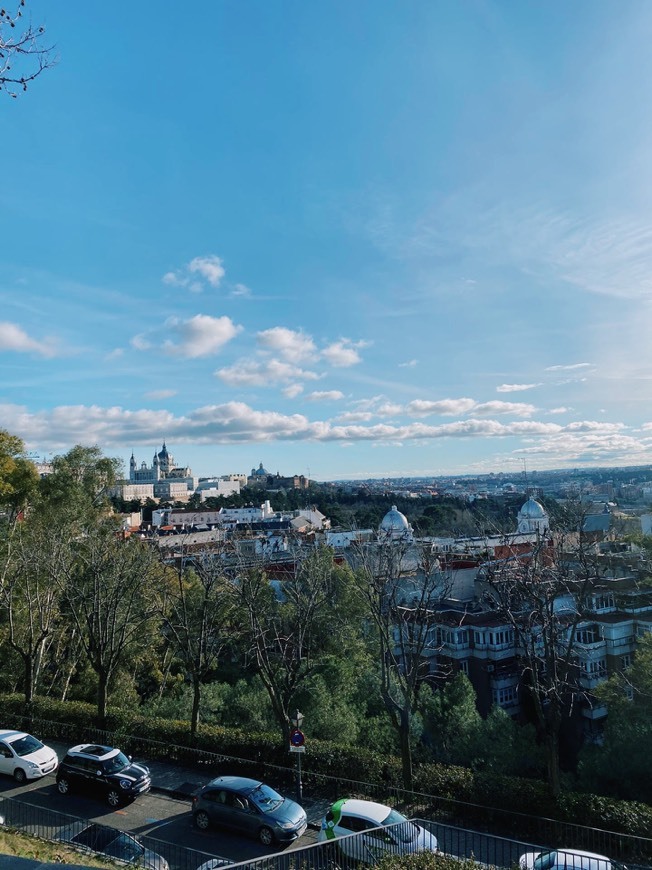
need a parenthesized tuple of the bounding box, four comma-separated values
(1, 791, 651, 870)
(5, 713, 652, 868)
(0, 793, 229, 870)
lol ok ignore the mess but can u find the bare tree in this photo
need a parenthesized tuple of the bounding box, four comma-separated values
(481, 531, 602, 796)
(1, 1, 55, 97)
(352, 539, 452, 790)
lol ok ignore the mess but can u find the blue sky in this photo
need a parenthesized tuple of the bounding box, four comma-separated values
(3, 1, 652, 481)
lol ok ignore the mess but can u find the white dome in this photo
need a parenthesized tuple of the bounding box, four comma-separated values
(380, 506, 410, 531)
(519, 497, 546, 518)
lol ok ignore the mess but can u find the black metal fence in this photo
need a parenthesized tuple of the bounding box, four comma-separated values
(0, 793, 229, 870)
(1, 791, 651, 870)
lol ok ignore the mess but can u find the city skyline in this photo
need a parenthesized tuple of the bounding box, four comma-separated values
(4, 2, 652, 481)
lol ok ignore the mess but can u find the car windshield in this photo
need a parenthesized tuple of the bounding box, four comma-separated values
(9, 735, 43, 757)
(382, 809, 418, 843)
(249, 783, 283, 812)
(106, 833, 144, 861)
(102, 752, 131, 774)
(534, 852, 559, 870)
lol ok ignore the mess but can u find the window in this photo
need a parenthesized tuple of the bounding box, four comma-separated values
(577, 628, 600, 644)
(339, 816, 369, 833)
(580, 659, 607, 676)
(459, 660, 469, 675)
(489, 629, 514, 648)
(492, 686, 518, 706)
(620, 653, 632, 669)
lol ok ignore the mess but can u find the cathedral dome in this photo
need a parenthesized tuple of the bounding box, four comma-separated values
(380, 506, 410, 532)
(517, 496, 549, 534)
(519, 497, 546, 518)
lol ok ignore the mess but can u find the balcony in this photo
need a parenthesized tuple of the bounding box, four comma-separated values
(581, 703, 608, 720)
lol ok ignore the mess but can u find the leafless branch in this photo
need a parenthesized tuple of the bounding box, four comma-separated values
(1, 2, 56, 97)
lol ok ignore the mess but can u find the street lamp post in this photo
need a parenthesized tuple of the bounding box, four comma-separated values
(291, 710, 304, 803)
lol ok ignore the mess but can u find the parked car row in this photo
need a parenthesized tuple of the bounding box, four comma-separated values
(0, 729, 629, 870)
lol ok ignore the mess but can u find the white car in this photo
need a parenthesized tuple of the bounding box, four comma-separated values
(0, 730, 58, 783)
(318, 798, 438, 863)
(519, 848, 625, 870)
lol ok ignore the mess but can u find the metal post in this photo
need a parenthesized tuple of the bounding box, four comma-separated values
(295, 746, 302, 803)
(292, 709, 304, 804)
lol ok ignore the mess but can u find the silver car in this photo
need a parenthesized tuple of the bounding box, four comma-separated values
(56, 821, 169, 870)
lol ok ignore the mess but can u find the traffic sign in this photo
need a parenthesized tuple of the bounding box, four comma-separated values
(289, 728, 305, 747)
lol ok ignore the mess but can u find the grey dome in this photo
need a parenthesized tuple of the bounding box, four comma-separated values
(380, 506, 410, 531)
(519, 497, 546, 518)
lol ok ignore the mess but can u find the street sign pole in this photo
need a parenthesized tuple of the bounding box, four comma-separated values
(290, 712, 305, 803)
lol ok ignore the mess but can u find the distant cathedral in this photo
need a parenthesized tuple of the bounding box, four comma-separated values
(129, 442, 193, 484)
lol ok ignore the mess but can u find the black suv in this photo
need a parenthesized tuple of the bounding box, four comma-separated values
(56, 744, 151, 808)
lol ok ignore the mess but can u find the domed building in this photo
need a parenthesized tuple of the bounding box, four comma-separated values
(378, 505, 414, 543)
(517, 496, 549, 535)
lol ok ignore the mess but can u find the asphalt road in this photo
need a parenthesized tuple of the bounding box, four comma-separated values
(0, 770, 320, 868)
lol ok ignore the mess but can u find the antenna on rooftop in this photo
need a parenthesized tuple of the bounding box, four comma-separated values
(522, 459, 530, 497)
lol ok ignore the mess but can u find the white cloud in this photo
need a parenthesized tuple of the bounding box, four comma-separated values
(322, 339, 366, 367)
(5, 402, 648, 472)
(549, 407, 570, 415)
(335, 411, 375, 423)
(376, 402, 403, 417)
(406, 398, 477, 416)
(0, 322, 58, 357)
(162, 254, 225, 292)
(130, 334, 152, 351)
(188, 255, 225, 287)
(306, 390, 344, 401)
(216, 358, 320, 387)
(163, 315, 242, 358)
(282, 384, 304, 399)
(496, 383, 541, 393)
(257, 327, 317, 362)
(399, 359, 418, 368)
(473, 401, 537, 417)
(545, 363, 592, 372)
(231, 283, 252, 298)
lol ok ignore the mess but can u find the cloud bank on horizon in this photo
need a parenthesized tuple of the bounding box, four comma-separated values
(3, 1, 652, 480)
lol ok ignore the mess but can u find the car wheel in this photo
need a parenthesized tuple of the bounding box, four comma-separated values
(258, 826, 275, 847)
(107, 788, 122, 808)
(194, 810, 210, 831)
(57, 777, 70, 795)
(13, 768, 27, 784)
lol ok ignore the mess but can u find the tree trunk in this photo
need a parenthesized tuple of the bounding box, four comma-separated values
(399, 709, 413, 791)
(190, 677, 201, 736)
(544, 732, 561, 797)
(23, 654, 33, 703)
(97, 670, 109, 727)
